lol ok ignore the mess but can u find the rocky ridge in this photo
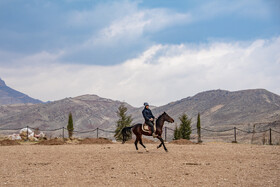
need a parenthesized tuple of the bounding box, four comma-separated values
(0, 78, 42, 105)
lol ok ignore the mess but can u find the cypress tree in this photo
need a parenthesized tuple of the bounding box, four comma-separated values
(114, 104, 133, 141)
(197, 113, 202, 143)
(179, 113, 192, 140)
(67, 112, 74, 138)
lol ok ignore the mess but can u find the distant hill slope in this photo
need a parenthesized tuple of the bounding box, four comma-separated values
(150, 89, 280, 129)
(0, 94, 135, 132)
(0, 78, 42, 105)
(0, 89, 279, 136)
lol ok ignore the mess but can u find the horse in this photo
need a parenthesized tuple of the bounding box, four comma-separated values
(121, 112, 174, 152)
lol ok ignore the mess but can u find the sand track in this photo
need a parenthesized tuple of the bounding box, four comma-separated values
(0, 143, 279, 186)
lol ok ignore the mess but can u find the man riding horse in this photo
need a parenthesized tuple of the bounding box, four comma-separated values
(142, 102, 157, 138)
(122, 109, 174, 152)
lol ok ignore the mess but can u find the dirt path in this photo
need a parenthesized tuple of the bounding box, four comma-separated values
(0, 143, 279, 186)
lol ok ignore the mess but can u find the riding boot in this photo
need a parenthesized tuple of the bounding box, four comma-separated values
(151, 126, 157, 138)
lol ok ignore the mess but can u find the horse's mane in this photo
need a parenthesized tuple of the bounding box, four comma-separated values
(158, 112, 167, 119)
(156, 112, 165, 125)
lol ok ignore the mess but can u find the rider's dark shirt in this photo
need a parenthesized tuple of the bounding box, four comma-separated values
(142, 107, 155, 122)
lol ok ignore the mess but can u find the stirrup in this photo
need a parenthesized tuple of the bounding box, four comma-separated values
(152, 133, 157, 138)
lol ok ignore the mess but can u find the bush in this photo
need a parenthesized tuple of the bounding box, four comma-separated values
(179, 113, 192, 140)
(114, 104, 133, 141)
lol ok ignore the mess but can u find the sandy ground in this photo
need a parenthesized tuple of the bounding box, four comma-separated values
(0, 142, 279, 187)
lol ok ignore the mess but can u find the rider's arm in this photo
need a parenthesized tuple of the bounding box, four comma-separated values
(151, 112, 155, 119)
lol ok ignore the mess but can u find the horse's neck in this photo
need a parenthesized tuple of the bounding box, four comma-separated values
(156, 116, 164, 129)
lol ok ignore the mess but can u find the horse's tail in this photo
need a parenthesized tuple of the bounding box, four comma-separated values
(121, 126, 134, 144)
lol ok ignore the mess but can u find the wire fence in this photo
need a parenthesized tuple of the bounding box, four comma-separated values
(164, 126, 280, 145)
(1, 125, 280, 145)
(0, 126, 115, 140)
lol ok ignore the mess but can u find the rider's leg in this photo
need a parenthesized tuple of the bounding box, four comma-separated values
(146, 121, 154, 134)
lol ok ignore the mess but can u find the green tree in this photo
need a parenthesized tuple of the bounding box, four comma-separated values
(197, 113, 202, 143)
(173, 124, 181, 140)
(67, 112, 74, 139)
(114, 104, 133, 141)
(179, 113, 192, 140)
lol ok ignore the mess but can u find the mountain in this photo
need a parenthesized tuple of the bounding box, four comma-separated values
(0, 89, 279, 139)
(151, 89, 280, 130)
(0, 78, 42, 105)
(126, 89, 280, 134)
(0, 94, 135, 135)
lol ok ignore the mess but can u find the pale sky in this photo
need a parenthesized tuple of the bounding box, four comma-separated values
(0, 0, 279, 106)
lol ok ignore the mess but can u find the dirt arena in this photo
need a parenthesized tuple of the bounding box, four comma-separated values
(0, 142, 279, 186)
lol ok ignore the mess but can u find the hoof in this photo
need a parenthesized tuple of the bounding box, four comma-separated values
(165, 149, 168, 152)
(145, 148, 149, 152)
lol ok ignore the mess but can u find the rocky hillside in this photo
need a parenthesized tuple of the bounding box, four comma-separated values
(149, 89, 280, 130)
(0, 89, 279, 136)
(0, 94, 135, 132)
(128, 89, 280, 133)
(0, 78, 42, 105)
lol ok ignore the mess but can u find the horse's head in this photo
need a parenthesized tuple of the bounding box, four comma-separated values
(162, 112, 174, 123)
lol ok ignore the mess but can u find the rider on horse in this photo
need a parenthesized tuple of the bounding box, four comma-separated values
(142, 102, 156, 137)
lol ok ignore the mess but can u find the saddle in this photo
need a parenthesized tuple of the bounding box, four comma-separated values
(142, 122, 157, 134)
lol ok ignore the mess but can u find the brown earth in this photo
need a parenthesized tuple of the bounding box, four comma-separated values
(125, 137, 157, 144)
(0, 139, 20, 146)
(36, 138, 113, 145)
(170, 139, 195, 145)
(0, 143, 279, 186)
(36, 138, 65, 145)
(79, 138, 113, 144)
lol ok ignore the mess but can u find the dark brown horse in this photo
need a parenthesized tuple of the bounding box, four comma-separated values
(121, 112, 174, 152)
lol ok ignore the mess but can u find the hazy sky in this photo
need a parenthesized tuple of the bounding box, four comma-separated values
(0, 0, 279, 106)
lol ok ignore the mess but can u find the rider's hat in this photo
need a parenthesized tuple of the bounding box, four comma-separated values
(144, 102, 149, 106)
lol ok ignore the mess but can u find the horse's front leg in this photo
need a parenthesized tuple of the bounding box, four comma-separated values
(158, 136, 168, 152)
(156, 130, 163, 149)
(157, 142, 163, 149)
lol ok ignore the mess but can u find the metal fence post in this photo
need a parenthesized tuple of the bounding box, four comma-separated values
(269, 128, 272, 145)
(165, 127, 167, 142)
(62, 127, 64, 139)
(26, 125, 29, 141)
(232, 127, 237, 143)
(97, 128, 99, 138)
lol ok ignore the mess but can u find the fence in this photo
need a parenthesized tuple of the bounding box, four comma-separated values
(0, 126, 115, 140)
(1, 125, 280, 145)
(164, 126, 280, 145)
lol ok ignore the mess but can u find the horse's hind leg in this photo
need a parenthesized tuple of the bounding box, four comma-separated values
(134, 139, 138, 150)
(139, 137, 149, 152)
